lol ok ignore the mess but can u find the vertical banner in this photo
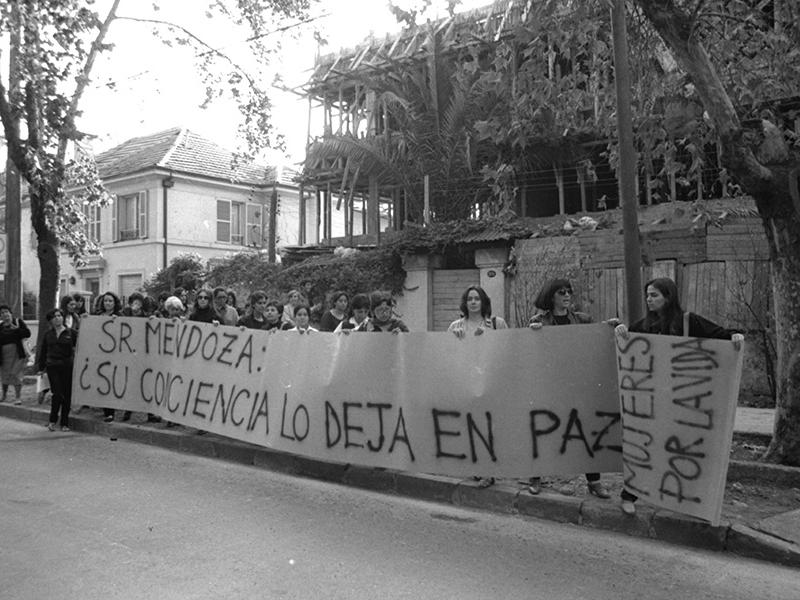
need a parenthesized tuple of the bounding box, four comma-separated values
(615, 332, 744, 525)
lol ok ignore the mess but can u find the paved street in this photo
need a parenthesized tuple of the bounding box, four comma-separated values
(1, 417, 796, 600)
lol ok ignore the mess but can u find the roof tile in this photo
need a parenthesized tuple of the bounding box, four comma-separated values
(95, 127, 276, 186)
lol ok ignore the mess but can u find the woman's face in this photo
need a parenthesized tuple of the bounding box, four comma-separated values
(227, 293, 236, 306)
(289, 291, 301, 306)
(253, 298, 268, 317)
(553, 286, 573, 311)
(0, 308, 11, 323)
(465, 290, 482, 315)
(130, 299, 142, 313)
(295, 309, 310, 328)
(103, 295, 115, 312)
(264, 305, 280, 322)
(167, 305, 182, 318)
(646, 285, 667, 313)
(373, 302, 392, 322)
(67, 300, 77, 313)
(334, 295, 348, 313)
(50, 311, 64, 328)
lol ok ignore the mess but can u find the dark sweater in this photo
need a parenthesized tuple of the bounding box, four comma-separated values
(319, 311, 345, 332)
(0, 318, 31, 363)
(630, 311, 737, 339)
(38, 327, 77, 370)
(189, 306, 221, 323)
(237, 314, 267, 330)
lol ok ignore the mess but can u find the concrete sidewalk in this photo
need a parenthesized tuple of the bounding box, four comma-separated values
(2, 391, 798, 568)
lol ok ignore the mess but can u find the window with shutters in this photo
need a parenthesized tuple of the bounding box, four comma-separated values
(113, 192, 148, 241)
(246, 204, 264, 247)
(217, 200, 246, 245)
(83, 203, 101, 243)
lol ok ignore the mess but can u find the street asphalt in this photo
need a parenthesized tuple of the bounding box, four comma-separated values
(3, 416, 798, 600)
(1, 389, 798, 569)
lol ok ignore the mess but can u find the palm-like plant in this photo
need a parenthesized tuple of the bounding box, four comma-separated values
(304, 23, 490, 222)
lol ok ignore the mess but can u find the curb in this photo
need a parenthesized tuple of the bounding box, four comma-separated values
(3, 403, 799, 568)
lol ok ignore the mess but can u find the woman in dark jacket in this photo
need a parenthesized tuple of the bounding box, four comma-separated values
(526, 278, 611, 499)
(0, 304, 31, 404)
(38, 309, 77, 431)
(188, 290, 221, 323)
(615, 277, 744, 515)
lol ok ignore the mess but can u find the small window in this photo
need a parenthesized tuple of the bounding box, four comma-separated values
(83, 204, 101, 243)
(113, 192, 148, 241)
(217, 200, 245, 245)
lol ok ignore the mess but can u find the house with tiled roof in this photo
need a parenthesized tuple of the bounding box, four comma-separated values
(20, 127, 314, 301)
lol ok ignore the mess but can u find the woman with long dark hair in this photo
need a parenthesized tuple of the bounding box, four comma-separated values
(449, 285, 507, 489)
(448, 285, 507, 338)
(615, 277, 743, 515)
(94, 292, 122, 421)
(188, 289, 221, 323)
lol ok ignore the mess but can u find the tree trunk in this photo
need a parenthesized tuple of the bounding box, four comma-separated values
(32, 199, 60, 364)
(762, 190, 800, 464)
(635, 0, 800, 465)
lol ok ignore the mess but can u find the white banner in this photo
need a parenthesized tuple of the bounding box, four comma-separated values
(74, 317, 623, 478)
(615, 331, 743, 525)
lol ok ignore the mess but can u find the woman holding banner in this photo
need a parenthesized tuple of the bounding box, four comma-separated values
(615, 277, 744, 515)
(527, 278, 611, 499)
(448, 286, 507, 338)
(94, 292, 122, 422)
(449, 285, 507, 489)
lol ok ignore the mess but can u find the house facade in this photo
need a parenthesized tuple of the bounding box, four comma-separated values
(19, 127, 315, 302)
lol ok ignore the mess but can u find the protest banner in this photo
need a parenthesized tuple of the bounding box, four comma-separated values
(73, 317, 623, 478)
(615, 331, 744, 525)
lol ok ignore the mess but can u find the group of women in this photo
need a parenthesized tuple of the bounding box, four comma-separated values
(446, 276, 743, 516)
(27, 274, 741, 515)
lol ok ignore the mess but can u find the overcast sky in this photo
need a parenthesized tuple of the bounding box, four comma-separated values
(74, 0, 488, 168)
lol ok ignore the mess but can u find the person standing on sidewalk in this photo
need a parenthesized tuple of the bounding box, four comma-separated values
(0, 304, 31, 405)
(448, 285, 508, 489)
(615, 277, 744, 515)
(526, 278, 612, 499)
(38, 309, 77, 432)
(94, 292, 122, 422)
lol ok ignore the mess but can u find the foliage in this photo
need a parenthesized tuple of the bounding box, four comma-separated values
(205, 250, 283, 300)
(305, 21, 493, 221)
(274, 247, 405, 305)
(142, 253, 208, 299)
(627, 0, 800, 464)
(164, 246, 405, 308)
(0, 0, 311, 343)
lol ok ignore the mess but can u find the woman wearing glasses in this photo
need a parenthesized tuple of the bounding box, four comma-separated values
(526, 278, 611, 500)
(189, 290, 221, 323)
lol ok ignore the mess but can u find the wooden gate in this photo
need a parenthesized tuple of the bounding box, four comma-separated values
(432, 269, 480, 331)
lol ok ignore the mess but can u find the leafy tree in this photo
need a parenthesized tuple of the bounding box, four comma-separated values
(142, 253, 207, 299)
(0, 0, 311, 346)
(629, 0, 800, 464)
(305, 20, 491, 221)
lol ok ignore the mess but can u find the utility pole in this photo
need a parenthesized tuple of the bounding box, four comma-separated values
(268, 184, 278, 263)
(4, 8, 22, 315)
(611, 0, 643, 324)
